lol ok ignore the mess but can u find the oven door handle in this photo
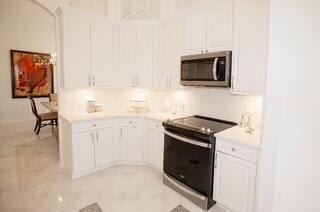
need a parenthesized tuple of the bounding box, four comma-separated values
(213, 57, 219, 81)
(165, 130, 212, 149)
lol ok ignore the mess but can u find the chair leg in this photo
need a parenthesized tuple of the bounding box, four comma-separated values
(34, 120, 39, 132)
(36, 121, 41, 135)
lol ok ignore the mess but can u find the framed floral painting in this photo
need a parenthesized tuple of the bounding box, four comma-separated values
(10, 50, 54, 98)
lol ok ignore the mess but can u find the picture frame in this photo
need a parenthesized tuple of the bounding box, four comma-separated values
(10, 49, 54, 98)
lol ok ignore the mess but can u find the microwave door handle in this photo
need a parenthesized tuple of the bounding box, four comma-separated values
(213, 58, 219, 81)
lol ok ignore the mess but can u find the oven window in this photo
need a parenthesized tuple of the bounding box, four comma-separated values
(181, 57, 226, 81)
(163, 133, 214, 197)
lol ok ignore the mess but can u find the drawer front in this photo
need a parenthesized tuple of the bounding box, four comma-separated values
(146, 119, 163, 132)
(72, 119, 113, 132)
(216, 139, 259, 163)
(119, 118, 141, 127)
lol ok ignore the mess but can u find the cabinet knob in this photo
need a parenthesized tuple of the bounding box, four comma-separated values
(93, 124, 96, 127)
(201, 50, 204, 54)
(232, 148, 236, 152)
(205, 49, 208, 53)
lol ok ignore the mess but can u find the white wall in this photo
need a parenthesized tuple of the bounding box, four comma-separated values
(0, 0, 57, 123)
(257, 0, 320, 212)
(59, 88, 263, 125)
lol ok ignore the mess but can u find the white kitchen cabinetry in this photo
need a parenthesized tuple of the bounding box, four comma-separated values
(214, 138, 259, 212)
(57, 8, 114, 88)
(118, 23, 156, 88)
(58, 9, 91, 88)
(231, 0, 269, 95)
(185, 0, 233, 55)
(91, 20, 114, 87)
(144, 119, 164, 170)
(155, 19, 184, 89)
(118, 23, 137, 87)
(62, 119, 114, 178)
(73, 131, 95, 173)
(119, 118, 143, 161)
(136, 24, 156, 88)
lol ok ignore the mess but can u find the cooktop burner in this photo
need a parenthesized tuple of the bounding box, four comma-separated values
(164, 115, 237, 135)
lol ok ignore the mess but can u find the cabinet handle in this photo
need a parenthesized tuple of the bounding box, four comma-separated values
(93, 75, 96, 86)
(120, 128, 123, 138)
(91, 132, 94, 143)
(96, 132, 99, 143)
(214, 152, 218, 168)
(88, 75, 91, 86)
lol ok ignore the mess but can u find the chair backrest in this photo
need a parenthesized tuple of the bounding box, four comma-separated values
(28, 96, 39, 119)
(49, 93, 58, 102)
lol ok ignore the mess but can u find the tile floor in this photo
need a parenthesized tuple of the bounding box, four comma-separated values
(0, 121, 228, 212)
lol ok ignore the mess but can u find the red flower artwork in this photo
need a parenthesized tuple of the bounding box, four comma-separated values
(10, 50, 53, 98)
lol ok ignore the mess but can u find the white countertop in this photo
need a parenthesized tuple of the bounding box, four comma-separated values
(215, 126, 261, 148)
(59, 111, 185, 123)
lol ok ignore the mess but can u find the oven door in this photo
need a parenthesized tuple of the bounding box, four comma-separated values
(163, 130, 214, 197)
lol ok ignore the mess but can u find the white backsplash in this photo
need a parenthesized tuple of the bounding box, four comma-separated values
(59, 87, 263, 126)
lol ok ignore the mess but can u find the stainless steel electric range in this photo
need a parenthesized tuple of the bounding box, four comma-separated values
(162, 115, 236, 210)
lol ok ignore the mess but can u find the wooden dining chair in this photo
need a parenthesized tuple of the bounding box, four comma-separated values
(28, 96, 58, 135)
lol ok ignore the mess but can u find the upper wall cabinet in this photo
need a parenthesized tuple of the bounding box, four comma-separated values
(118, 23, 137, 87)
(91, 20, 114, 87)
(57, 7, 114, 88)
(58, 9, 91, 88)
(231, 0, 270, 95)
(184, 0, 233, 55)
(117, 22, 156, 88)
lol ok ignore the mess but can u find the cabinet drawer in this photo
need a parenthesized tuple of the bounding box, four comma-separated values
(216, 138, 259, 163)
(146, 119, 163, 132)
(72, 119, 113, 132)
(119, 118, 141, 127)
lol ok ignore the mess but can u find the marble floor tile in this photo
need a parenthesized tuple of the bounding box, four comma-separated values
(0, 121, 228, 212)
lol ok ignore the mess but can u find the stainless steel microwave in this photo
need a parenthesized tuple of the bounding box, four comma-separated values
(180, 51, 232, 87)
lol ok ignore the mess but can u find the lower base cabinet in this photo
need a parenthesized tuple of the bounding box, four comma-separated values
(147, 127, 164, 170)
(72, 127, 114, 176)
(214, 151, 257, 212)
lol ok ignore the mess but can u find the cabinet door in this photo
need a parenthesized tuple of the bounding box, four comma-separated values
(185, 12, 205, 55)
(170, 19, 185, 89)
(120, 125, 142, 161)
(91, 20, 114, 87)
(148, 128, 164, 170)
(118, 24, 136, 87)
(214, 152, 257, 212)
(62, 12, 91, 88)
(95, 128, 113, 167)
(73, 131, 95, 173)
(231, 0, 269, 95)
(154, 22, 172, 88)
(136, 24, 155, 88)
(205, 0, 233, 52)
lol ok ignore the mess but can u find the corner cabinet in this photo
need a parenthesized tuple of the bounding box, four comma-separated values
(117, 22, 156, 88)
(184, 0, 233, 55)
(214, 138, 259, 212)
(119, 118, 143, 161)
(231, 0, 270, 95)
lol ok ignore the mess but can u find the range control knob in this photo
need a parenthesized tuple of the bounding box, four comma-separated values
(201, 127, 206, 132)
(207, 128, 212, 133)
